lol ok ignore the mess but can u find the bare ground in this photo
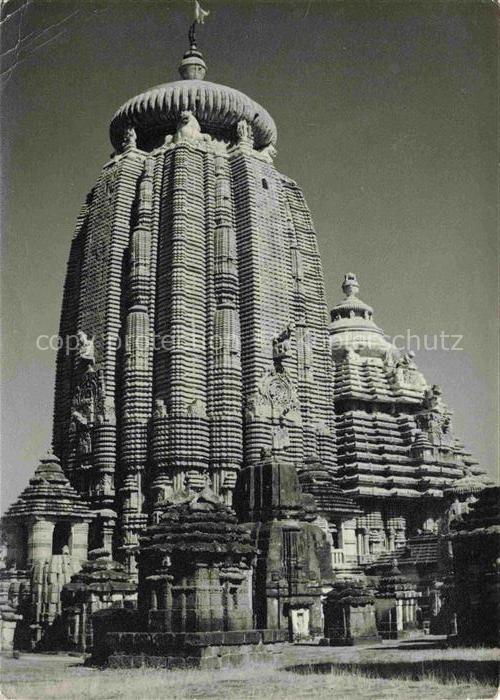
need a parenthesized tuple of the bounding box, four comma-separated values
(1, 637, 498, 700)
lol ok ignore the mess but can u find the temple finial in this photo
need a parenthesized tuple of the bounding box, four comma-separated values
(179, 2, 209, 80)
(342, 272, 359, 298)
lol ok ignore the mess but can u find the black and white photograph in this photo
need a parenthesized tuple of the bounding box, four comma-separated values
(0, 0, 498, 697)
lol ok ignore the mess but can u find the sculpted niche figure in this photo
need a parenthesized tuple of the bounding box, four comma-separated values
(272, 322, 295, 368)
(76, 331, 95, 367)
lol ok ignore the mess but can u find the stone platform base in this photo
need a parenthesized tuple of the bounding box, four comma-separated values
(319, 634, 379, 646)
(378, 629, 421, 641)
(104, 629, 289, 669)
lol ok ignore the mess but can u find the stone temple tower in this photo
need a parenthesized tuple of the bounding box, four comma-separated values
(51, 33, 337, 571)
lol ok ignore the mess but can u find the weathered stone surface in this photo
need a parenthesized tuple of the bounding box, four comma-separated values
(323, 578, 378, 646)
(449, 486, 500, 646)
(329, 274, 488, 574)
(103, 629, 288, 669)
(61, 549, 137, 652)
(1, 452, 93, 649)
(138, 486, 255, 636)
(236, 453, 333, 640)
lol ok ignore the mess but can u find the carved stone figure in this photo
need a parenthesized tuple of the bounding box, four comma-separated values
(121, 124, 137, 151)
(260, 143, 277, 161)
(236, 119, 254, 148)
(153, 398, 168, 419)
(71, 370, 103, 426)
(272, 322, 295, 367)
(77, 428, 92, 456)
(173, 110, 202, 143)
(399, 351, 418, 370)
(76, 331, 95, 366)
(391, 351, 426, 388)
(272, 417, 290, 452)
(345, 346, 360, 363)
(187, 398, 207, 418)
(425, 385, 444, 409)
(416, 409, 451, 447)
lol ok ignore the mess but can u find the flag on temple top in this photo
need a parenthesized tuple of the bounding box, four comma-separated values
(194, 1, 210, 24)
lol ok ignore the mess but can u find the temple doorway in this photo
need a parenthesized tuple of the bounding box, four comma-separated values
(290, 607, 310, 641)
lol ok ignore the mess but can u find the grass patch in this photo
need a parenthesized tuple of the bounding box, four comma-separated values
(1, 644, 498, 700)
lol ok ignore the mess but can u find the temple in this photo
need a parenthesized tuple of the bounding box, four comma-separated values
(1, 22, 495, 658)
(329, 273, 483, 562)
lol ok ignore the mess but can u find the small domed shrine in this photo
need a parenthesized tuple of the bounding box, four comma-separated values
(139, 485, 256, 634)
(322, 577, 378, 646)
(104, 486, 288, 668)
(1, 451, 94, 647)
(374, 560, 421, 638)
(61, 549, 136, 652)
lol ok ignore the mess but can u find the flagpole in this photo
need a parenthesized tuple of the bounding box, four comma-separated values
(188, 21, 197, 49)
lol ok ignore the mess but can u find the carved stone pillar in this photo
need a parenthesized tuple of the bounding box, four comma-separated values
(192, 563, 212, 632)
(71, 522, 89, 569)
(101, 520, 115, 555)
(363, 529, 370, 556)
(28, 519, 54, 566)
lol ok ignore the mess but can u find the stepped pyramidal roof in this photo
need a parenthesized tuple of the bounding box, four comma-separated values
(330, 274, 483, 500)
(3, 451, 92, 521)
(62, 549, 135, 596)
(449, 485, 500, 538)
(368, 533, 441, 571)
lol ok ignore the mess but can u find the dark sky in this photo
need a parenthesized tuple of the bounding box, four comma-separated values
(1, 0, 498, 509)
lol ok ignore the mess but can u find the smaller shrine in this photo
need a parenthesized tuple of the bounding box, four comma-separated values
(449, 485, 500, 647)
(236, 452, 333, 640)
(374, 560, 421, 639)
(61, 549, 136, 652)
(1, 451, 94, 648)
(322, 577, 378, 646)
(101, 486, 288, 669)
(140, 486, 255, 635)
